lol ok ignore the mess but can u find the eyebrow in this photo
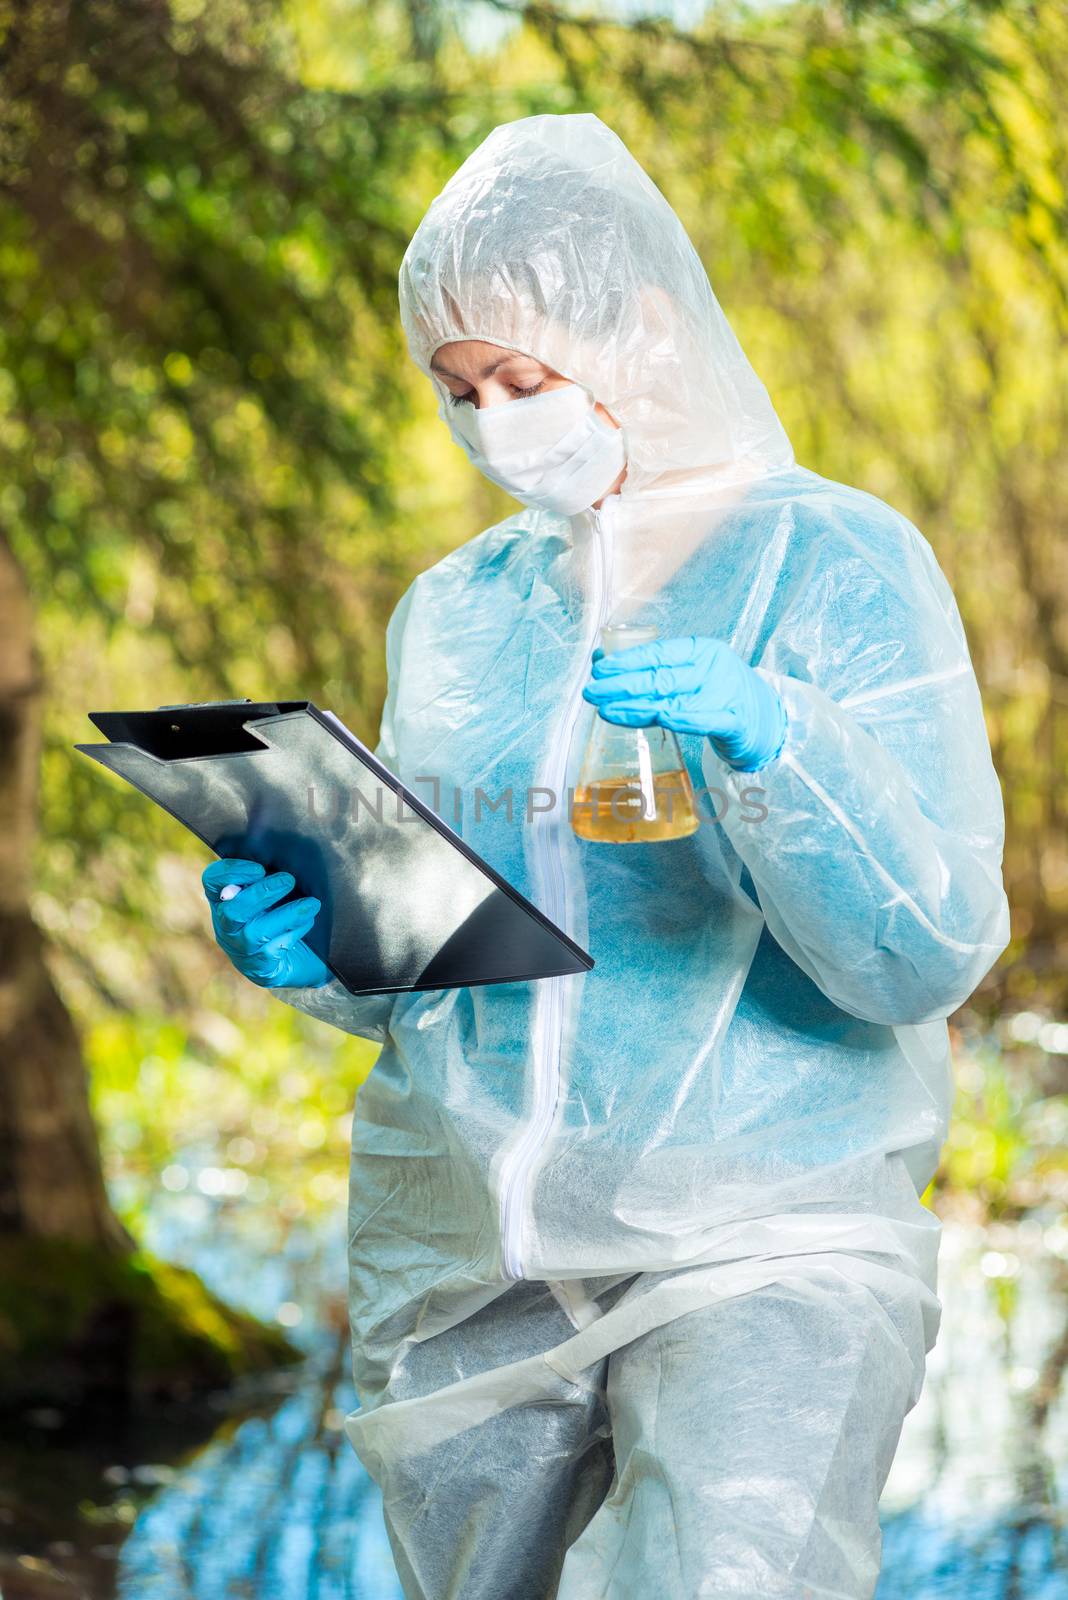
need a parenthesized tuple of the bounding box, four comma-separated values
(429, 353, 535, 381)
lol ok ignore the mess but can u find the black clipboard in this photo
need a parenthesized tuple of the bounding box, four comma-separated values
(74, 699, 594, 996)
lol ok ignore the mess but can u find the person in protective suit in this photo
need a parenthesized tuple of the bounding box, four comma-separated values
(203, 113, 1011, 1599)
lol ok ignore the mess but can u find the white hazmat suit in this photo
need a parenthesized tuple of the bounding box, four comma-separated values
(274, 113, 1010, 1599)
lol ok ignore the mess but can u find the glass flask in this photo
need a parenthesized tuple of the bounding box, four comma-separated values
(572, 623, 701, 843)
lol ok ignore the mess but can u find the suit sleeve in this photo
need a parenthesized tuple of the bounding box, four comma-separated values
(703, 511, 1010, 1026)
(269, 582, 419, 1043)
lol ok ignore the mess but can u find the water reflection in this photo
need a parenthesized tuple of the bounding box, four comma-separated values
(878, 1220, 1068, 1596)
(116, 1340, 401, 1599)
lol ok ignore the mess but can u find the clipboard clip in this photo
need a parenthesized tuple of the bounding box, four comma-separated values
(156, 699, 255, 710)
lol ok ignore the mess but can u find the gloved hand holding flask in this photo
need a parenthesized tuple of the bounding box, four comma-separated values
(582, 633, 788, 773)
(573, 623, 702, 842)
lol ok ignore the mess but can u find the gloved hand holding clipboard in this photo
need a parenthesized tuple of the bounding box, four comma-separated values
(75, 699, 593, 996)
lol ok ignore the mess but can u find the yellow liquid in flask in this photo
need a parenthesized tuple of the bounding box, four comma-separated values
(573, 617, 702, 844)
(572, 770, 701, 843)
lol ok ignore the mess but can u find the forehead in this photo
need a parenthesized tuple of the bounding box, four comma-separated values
(429, 339, 543, 378)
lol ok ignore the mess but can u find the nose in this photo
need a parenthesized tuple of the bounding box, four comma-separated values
(471, 380, 521, 410)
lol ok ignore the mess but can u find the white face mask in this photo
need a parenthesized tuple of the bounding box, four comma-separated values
(442, 381, 627, 516)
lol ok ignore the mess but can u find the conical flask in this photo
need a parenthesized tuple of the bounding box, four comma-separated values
(572, 623, 701, 843)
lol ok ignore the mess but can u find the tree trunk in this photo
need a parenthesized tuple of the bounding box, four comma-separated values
(0, 527, 131, 1251)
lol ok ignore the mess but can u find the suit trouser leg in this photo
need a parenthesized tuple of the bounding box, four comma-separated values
(556, 1269, 925, 1600)
(368, 1278, 619, 1600)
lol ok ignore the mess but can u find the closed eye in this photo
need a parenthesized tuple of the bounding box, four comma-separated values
(446, 381, 547, 407)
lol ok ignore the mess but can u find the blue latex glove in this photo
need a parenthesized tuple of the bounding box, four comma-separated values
(202, 857, 332, 989)
(582, 634, 787, 773)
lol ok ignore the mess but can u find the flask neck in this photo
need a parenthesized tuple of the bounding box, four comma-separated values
(599, 622, 658, 655)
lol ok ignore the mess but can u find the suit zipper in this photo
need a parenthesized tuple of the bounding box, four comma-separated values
(499, 497, 616, 1281)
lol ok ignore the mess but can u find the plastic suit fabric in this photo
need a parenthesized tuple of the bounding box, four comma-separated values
(272, 113, 1010, 1598)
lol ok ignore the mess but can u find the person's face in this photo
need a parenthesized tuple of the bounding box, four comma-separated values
(429, 339, 626, 508)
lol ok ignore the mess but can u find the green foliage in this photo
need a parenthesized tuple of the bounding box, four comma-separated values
(936, 1024, 1068, 1218)
(84, 980, 381, 1240)
(1, 0, 472, 748)
(939, 1041, 1033, 1212)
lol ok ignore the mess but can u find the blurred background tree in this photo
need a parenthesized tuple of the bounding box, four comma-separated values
(0, 0, 1064, 1413)
(0, 0, 470, 1399)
